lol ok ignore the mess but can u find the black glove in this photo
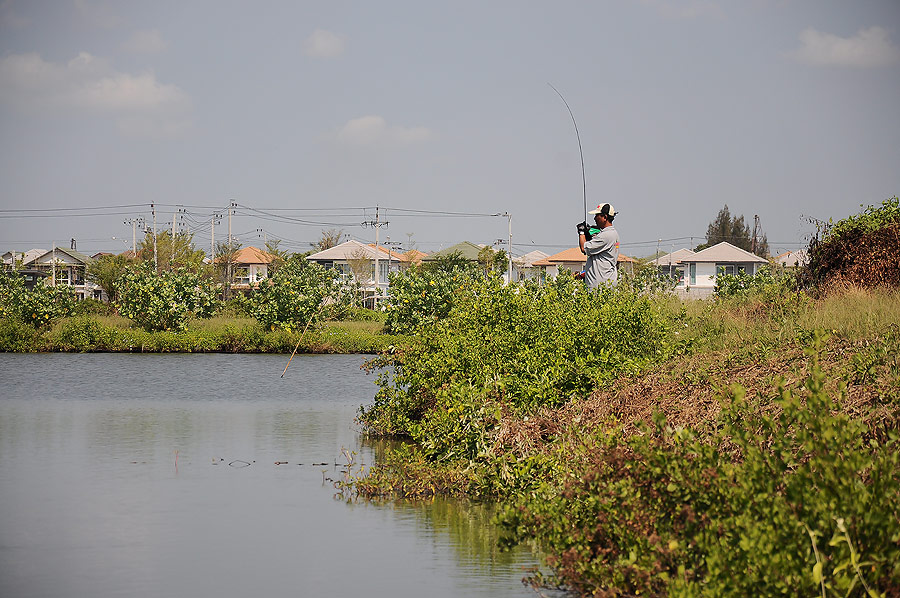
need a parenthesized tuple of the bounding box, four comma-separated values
(577, 221, 592, 240)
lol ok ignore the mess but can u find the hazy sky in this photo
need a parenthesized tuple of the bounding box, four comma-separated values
(1, 0, 898, 258)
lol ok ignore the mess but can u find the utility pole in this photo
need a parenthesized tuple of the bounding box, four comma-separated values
(152, 203, 158, 271)
(361, 205, 389, 300)
(227, 201, 235, 298)
(751, 214, 760, 254)
(210, 211, 222, 263)
(124, 218, 144, 256)
(504, 212, 512, 282)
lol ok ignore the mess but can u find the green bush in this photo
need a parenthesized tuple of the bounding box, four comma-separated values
(117, 263, 220, 331)
(714, 266, 795, 299)
(0, 273, 76, 327)
(53, 316, 122, 351)
(361, 274, 668, 457)
(238, 260, 338, 331)
(71, 298, 110, 316)
(384, 265, 476, 335)
(0, 318, 42, 351)
(499, 339, 900, 597)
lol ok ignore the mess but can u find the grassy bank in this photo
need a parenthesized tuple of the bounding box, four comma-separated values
(353, 282, 900, 597)
(0, 314, 402, 354)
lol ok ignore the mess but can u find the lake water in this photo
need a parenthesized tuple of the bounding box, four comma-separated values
(0, 353, 546, 598)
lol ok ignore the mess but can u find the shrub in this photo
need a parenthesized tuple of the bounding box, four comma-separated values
(117, 263, 220, 331)
(383, 265, 476, 335)
(801, 197, 900, 291)
(360, 274, 668, 458)
(71, 298, 110, 315)
(499, 339, 900, 597)
(0, 317, 42, 351)
(238, 260, 338, 331)
(0, 273, 76, 327)
(52, 316, 122, 351)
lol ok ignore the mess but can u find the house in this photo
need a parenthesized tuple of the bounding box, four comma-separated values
(649, 248, 696, 287)
(532, 247, 638, 279)
(306, 240, 410, 302)
(2, 249, 46, 270)
(512, 250, 550, 282)
(774, 249, 808, 269)
(229, 246, 276, 290)
(26, 247, 104, 300)
(678, 242, 769, 298)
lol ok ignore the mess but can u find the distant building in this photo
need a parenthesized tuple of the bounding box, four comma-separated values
(678, 242, 768, 298)
(532, 247, 637, 279)
(774, 249, 808, 269)
(649, 248, 696, 287)
(26, 247, 103, 300)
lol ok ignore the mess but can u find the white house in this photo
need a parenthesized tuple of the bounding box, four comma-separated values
(774, 249, 808, 269)
(678, 242, 768, 298)
(26, 247, 104, 300)
(306, 240, 412, 303)
(229, 246, 275, 290)
(649, 248, 696, 288)
(2, 249, 46, 269)
(511, 250, 549, 282)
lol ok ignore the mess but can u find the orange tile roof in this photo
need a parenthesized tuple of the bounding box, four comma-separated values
(232, 246, 275, 264)
(532, 247, 635, 266)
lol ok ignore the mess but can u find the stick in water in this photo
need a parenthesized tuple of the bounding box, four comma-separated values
(281, 302, 326, 378)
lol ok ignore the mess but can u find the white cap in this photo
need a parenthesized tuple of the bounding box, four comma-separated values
(588, 203, 616, 217)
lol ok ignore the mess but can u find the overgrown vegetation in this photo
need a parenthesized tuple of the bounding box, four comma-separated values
(117, 263, 221, 331)
(237, 259, 338, 331)
(0, 312, 396, 354)
(801, 196, 900, 291)
(352, 199, 900, 597)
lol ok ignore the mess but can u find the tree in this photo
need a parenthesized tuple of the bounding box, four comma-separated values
(239, 260, 338, 331)
(316, 228, 343, 251)
(264, 240, 289, 273)
(86, 253, 133, 304)
(136, 230, 206, 272)
(477, 246, 508, 275)
(696, 205, 769, 256)
(117, 263, 220, 331)
(347, 247, 373, 283)
(214, 239, 243, 299)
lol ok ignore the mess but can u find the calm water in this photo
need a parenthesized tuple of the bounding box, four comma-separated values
(0, 353, 544, 598)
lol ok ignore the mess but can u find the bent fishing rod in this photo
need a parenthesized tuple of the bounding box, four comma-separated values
(548, 83, 587, 220)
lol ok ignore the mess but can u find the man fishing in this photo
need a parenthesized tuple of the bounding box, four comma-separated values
(577, 203, 619, 289)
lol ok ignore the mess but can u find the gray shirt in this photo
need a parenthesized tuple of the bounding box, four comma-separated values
(583, 225, 619, 288)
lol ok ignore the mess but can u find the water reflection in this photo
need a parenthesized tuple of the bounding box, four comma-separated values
(0, 353, 544, 598)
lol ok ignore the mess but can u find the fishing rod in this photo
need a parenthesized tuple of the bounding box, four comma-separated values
(548, 83, 587, 220)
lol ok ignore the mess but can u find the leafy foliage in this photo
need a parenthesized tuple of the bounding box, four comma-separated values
(383, 265, 475, 334)
(361, 274, 667, 459)
(714, 266, 796, 299)
(498, 339, 900, 597)
(237, 259, 338, 331)
(802, 197, 900, 291)
(0, 272, 76, 327)
(117, 263, 220, 331)
(86, 253, 133, 304)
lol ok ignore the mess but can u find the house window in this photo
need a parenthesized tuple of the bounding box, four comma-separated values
(689, 263, 696, 285)
(234, 266, 250, 284)
(717, 264, 735, 277)
(674, 268, 685, 286)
